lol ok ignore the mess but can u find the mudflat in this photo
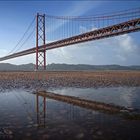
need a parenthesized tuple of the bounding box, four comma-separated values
(0, 71, 140, 91)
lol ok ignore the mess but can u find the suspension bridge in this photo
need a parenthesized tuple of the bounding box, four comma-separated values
(0, 8, 140, 70)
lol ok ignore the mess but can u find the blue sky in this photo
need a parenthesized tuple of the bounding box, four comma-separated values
(0, 0, 140, 65)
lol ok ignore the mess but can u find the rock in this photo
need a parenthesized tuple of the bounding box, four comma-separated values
(27, 125, 32, 128)
(26, 132, 31, 137)
(3, 128, 13, 135)
(33, 124, 38, 127)
(42, 134, 50, 139)
(126, 107, 134, 111)
(120, 109, 129, 113)
(96, 131, 102, 136)
(29, 121, 34, 124)
(59, 130, 64, 134)
(75, 133, 84, 139)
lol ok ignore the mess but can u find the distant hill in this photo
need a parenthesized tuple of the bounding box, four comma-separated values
(47, 63, 140, 71)
(0, 63, 35, 71)
(0, 63, 140, 71)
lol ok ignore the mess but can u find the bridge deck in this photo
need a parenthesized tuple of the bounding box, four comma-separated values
(0, 18, 140, 61)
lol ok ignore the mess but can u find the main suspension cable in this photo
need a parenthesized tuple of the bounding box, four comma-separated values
(7, 16, 35, 55)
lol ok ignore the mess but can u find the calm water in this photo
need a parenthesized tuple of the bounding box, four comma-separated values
(49, 87, 140, 109)
(0, 87, 140, 140)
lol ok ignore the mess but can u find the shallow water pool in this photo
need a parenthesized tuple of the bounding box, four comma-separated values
(0, 87, 140, 140)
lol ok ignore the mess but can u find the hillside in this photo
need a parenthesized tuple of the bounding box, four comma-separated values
(0, 63, 140, 71)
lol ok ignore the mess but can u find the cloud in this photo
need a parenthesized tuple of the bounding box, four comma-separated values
(118, 87, 138, 107)
(50, 47, 73, 60)
(1, 29, 140, 65)
(116, 34, 138, 53)
(0, 49, 8, 57)
(47, 32, 140, 65)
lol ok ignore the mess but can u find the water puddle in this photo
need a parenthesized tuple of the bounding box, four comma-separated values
(49, 87, 140, 109)
(0, 87, 140, 139)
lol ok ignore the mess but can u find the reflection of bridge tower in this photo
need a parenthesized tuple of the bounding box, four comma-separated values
(36, 91, 99, 127)
(36, 94, 46, 127)
(36, 92, 80, 126)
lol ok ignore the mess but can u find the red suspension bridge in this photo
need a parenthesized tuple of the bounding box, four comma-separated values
(0, 8, 140, 70)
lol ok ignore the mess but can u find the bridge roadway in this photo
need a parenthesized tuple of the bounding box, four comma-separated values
(0, 18, 140, 61)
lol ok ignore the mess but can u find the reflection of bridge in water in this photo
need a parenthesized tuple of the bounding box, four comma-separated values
(36, 92, 82, 127)
(11, 90, 140, 128)
(35, 91, 135, 127)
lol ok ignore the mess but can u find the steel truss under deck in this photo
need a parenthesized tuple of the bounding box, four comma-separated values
(0, 18, 140, 62)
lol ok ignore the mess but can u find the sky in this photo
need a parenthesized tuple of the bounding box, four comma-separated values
(0, 0, 140, 66)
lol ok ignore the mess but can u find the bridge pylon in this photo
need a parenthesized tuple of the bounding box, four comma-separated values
(36, 13, 46, 71)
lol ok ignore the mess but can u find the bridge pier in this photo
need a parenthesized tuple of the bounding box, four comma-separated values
(36, 13, 46, 71)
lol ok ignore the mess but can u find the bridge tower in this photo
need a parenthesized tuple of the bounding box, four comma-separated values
(36, 13, 46, 70)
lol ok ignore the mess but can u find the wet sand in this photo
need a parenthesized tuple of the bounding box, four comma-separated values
(0, 71, 140, 91)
